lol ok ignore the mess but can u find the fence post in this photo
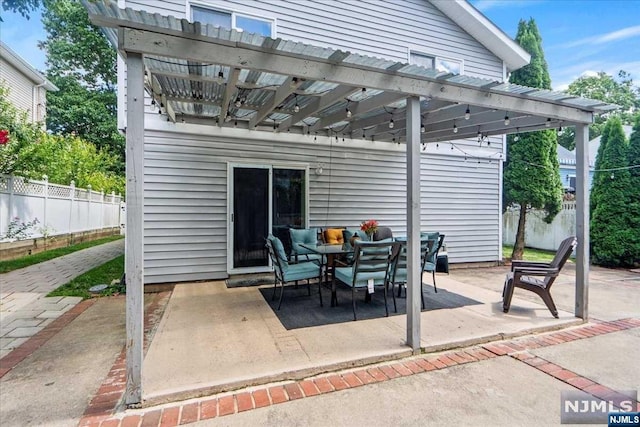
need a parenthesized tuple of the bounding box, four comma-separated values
(7, 176, 14, 233)
(87, 184, 92, 233)
(101, 189, 105, 230)
(111, 191, 116, 228)
(69, 181, 75, 237)
(42, 175, 48, 233)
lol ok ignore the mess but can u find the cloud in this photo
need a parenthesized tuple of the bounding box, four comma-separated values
(558, 25, 640, 49)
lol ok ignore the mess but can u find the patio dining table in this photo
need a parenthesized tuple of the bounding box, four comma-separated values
(300, 243, 353, 307)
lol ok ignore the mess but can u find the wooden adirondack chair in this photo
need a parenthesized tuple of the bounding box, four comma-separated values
(503, 236, 577, 318)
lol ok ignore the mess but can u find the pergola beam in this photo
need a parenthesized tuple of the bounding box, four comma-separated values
(120, 28, 595, 124)
(147, 70, 176, 122)
(218, 67, 240, 127)
(249, 76, 304, 128)
(309, 91, 406, 132)
(124, 52, 144, 405)
(575, 124, 590, 319)
(278, 85, 359, 132)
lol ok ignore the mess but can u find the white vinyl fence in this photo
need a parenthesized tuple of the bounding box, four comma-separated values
(503, 201, 576, 251)
(0, 175, 123, 240)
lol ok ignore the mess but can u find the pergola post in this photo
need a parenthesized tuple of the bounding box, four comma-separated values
(125, 52, 145, 404)
(574, 124, 590, 320)
(406, 96, 421, 352)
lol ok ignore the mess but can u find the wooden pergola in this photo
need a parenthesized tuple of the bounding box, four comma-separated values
(83, 0, 615, 405)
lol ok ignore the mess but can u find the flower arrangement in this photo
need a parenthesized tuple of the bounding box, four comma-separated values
(360, 219, 379, 237)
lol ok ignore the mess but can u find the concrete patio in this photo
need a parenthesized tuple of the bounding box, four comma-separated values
(142, 269, 582, 405)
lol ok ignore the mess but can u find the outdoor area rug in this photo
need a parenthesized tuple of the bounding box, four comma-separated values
(259, 282, 482, 330)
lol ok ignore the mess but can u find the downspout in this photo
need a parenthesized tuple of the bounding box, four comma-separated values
(32, 82, 47, 125)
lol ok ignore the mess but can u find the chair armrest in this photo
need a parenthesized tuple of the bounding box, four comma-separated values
(511, 260, 550, 271)
(513, 266, 559, 278)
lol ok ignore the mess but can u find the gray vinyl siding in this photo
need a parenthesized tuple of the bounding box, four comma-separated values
(0, 57, 35, 121)
(143, 126, 499, 284)
(125, 0, 503, 80)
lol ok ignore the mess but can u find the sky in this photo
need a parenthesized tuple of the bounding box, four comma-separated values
(1, 1, 639, 91)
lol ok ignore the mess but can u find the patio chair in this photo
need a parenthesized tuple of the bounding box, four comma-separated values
(333, 240, 401, 321)
(289, 228, 322, 265)
(390, 236, 437, 310)
(502, 236, 577, 318)
(373, 226, 393, 241)
(421, 232, 445, 293)
(265, 234, 323, 310)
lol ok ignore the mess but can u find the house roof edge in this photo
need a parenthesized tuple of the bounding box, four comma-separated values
(429, 0, 531, 72)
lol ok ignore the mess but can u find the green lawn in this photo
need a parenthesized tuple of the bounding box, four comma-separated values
(502, 245, 558, 263)
(48, 254, 125, 299)
(0, 235, 123, 274)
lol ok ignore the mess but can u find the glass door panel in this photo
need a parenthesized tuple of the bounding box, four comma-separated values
(233, 167, 269, 269)
(272, 169, 306, 256)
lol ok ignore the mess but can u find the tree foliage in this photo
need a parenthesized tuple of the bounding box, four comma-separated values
(625, 116, 640, 265)
(40, 0, 124, 172)
(1, 83, 124, 194)
(590, 117, 635, 266)
(504, 18, 563, 260)
(1, 0, 41, 18)
(558, 71, 640, 150)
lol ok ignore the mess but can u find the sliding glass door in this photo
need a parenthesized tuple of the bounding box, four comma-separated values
(229, 164, 307, 273)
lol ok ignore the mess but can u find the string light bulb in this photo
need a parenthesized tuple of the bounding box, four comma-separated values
(421, 123, 426, 133)
(293, 94, 300, 113)
(224, 113, 232, 123)
(504, 114, 510, 126)
(465, 106, 471, 120)
(389, 117, 394, 129)
(234, 97, 242, 108)
(546, 118, 551, 127)
(453, 121, 458, 134)
(346, 107, 352, 118)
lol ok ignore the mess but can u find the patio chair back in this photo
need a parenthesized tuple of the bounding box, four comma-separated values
(390, 237, 436, 310)
(333, 240, 400, 320)
(266, 234, 322, 310)
(502, 235, 577, 318)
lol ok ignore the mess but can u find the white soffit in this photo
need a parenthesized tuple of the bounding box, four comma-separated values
(429, 0, 531, 72)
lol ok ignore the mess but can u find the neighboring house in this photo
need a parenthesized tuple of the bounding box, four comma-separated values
(558, 125, 633, 191)
(0, 41, 58, 126)
(117, 0, 530, 284)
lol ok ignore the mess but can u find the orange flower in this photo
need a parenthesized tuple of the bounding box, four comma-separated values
(360, 219, 379, 235)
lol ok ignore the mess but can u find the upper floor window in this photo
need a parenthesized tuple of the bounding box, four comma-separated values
(190, 4, 275, 37)
(410, 52, 462, 75)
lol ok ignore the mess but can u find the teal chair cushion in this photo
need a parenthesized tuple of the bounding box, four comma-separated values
(283, 261, 321, 282)
(334, 266, 388, 288)
(421, 232, 440, 263)
(290, 228, 318, 256)
(269, 235, 289, 269)
(342, 229, 369, 252)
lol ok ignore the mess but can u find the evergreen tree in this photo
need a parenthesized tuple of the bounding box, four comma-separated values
(589, 119, 613, 214)
(503, 19, 563, 260)
(590, 117, 633, 266)
(626, 115, 640, 266)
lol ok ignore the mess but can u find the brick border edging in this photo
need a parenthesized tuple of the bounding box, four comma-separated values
(0, 298, 96, 379)
(79, 291, 172, 426)
(78, 317, 640, 427)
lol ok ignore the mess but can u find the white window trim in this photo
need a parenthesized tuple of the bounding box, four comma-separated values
(187, 1, 277, 38)
(407, 49, 465, 75)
